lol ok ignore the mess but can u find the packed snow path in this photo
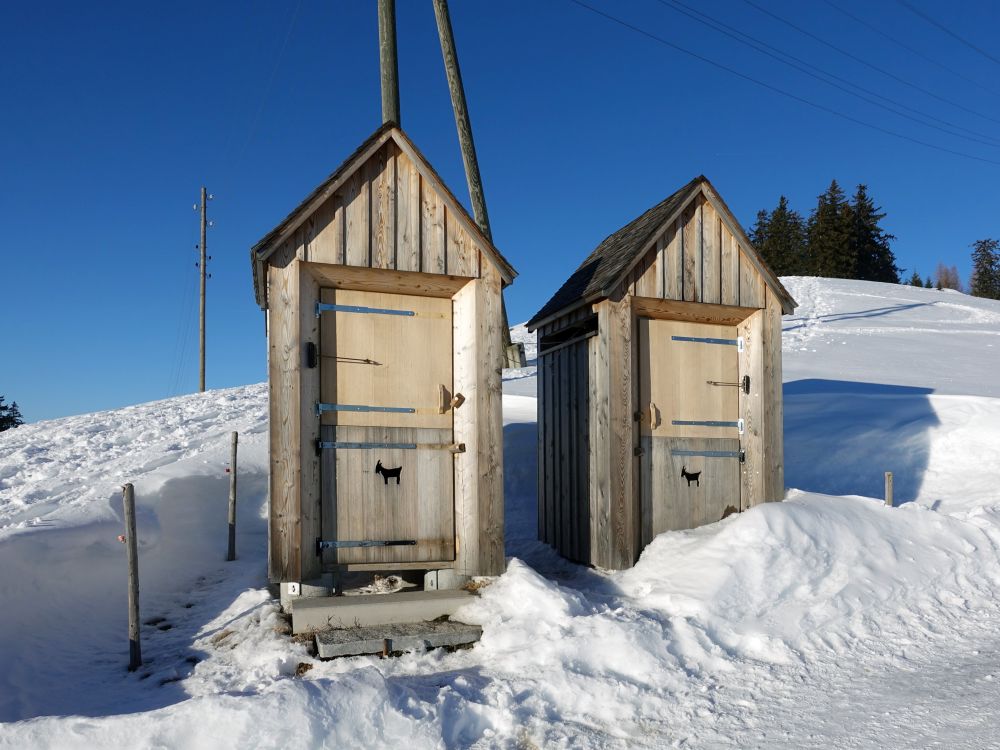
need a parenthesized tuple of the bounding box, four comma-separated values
(1, 278, 999, 748)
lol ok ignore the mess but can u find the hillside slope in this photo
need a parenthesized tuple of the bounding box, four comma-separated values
(1, 278, 999, 748)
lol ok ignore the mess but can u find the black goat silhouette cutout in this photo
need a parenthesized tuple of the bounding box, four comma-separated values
(681, 466, 701, 487)
(375, 460, 402, 485)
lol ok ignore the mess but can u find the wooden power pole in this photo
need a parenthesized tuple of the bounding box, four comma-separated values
(432, 0, 523, 366)
(378, 0, 400, 124)
(198, 187, 210, 392)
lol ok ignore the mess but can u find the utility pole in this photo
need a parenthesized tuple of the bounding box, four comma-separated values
(378, 0, 400, 124)
(196, 187, 212, 392)
(432, 0, 523, 367)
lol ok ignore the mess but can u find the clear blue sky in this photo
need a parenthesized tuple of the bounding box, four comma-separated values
(3, 1, 998, 422)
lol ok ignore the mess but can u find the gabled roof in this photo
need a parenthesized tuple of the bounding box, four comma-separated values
(250, 122, 516, 309)
(527, 176, 796, 329)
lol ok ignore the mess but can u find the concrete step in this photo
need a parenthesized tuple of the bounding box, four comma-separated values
(291, 589, 476, 634)
(314, 620, 482, 659)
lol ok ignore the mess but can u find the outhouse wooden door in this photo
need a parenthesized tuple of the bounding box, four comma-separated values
(317, 287, 456, 565)
(638, 318, 743, 543)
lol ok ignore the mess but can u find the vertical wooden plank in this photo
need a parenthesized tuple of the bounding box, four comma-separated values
(267, 251, 302, 583)
(344, 168, 369, 268)
(395, 149, 421, 272)
(303, 196, 342, 265)
(446, 210, 475, 277)
(452, 267, 505, 576)
(544, 348, 556, 547)
(593, 296, 636, 569)
(721, 224, 739, 306)
(370, 144, 395, 269)
(589, 313, 610, 568)
(762, 289, 785, 503)
(421, 179, 446, 274)
(559, 348, 571, 558)
(738, 310, 765, 510)
(536, 344, 547, 545)
(739, 247, 764, 308)
(298, 267, 321, 581)
(682, 200, 700, 302)
(654, 234, 666, 299)
(635, 252, 659, 298)
(702, 201, 721, 304)
(665, 220, 683, 301)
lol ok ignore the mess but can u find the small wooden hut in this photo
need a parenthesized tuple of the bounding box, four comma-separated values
(251, 123, 516, 591)
(527, 176, 796, 570)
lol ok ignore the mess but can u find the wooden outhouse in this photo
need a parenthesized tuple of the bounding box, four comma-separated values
(527, 176, 796, 570)
(250, 123, 516, 589)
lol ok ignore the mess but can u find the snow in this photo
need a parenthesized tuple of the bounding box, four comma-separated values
(2, 278, 1000, 748)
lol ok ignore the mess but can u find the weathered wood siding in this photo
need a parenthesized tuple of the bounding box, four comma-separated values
(288, 140, 483, 278)
(622, 193, 770, 310)
(536, 331, 591, 564)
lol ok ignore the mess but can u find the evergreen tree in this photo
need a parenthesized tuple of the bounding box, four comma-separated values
(850, 185, 899, 283)
(754, 196, 808, 276)
(0, 397, 24, 432)
(907, 270, 923, 286)
(924, 276, 933, 288)
(970, 238, 1000, 300)
(807, 180, 854, 278)
(749, 208, 770, 250)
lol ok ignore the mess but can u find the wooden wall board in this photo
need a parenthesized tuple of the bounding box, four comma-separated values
(739, 248, 765, 308)
(446, 207, 476, 277)
(369, 143, 396, 270)
(395, 149, 421, 273)
(452, 279, 479, 574)
(344, 168, 369, 268)
(721, 225, 739, 307)
(298, 268, 322, 581)
(267, 253, 302, 583)
(762, 288, 785, 503)
(319, 288, 453, 429)
(682, 201, 700, 302)
(738, 309, 765, 509)
(665, 219, 683, 301)
(702, 201, 721, 304)
(421, 180, 447, 275)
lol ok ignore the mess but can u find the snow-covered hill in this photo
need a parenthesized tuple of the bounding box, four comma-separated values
(1, 279, 999, 748)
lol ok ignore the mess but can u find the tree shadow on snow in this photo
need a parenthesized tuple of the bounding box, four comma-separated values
(784, 379, 939, 503)
(782, 301, 934, 332)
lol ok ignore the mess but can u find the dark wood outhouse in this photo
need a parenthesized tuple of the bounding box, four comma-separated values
(251, 123, 516, 591)
(527, 176, 796, 570)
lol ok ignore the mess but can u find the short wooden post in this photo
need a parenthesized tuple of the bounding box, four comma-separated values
(884, 471, 894, 507)
(122, 483, 141, 671)
(227, 431, 238, 561)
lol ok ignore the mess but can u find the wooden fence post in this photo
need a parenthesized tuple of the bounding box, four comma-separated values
(122, 483, 141, 671)
(884, 471, 894, 507)
(227, 431, 238, 561)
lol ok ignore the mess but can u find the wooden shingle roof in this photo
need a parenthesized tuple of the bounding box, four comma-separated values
(528, 176, 795, 329)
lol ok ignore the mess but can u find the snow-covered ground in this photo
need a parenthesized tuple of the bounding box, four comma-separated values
(1, 278, 999, 748)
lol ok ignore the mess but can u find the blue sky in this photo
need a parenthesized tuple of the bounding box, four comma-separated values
(3, 0, 998, 422)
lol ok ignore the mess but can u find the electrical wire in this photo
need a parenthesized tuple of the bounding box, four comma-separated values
(566, 0, 1000, 166)
(896, 0, 1000, 68)
(740, 0, 1000, 126)
(653, 0, 1000, 149)
(821, 0, 1000, 98)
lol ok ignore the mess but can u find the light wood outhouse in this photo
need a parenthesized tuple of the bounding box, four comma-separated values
(527, 176, 796, 570)
(250, 123, 516, 588)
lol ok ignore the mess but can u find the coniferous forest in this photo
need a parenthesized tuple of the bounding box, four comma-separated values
(749, 181, 900, 284)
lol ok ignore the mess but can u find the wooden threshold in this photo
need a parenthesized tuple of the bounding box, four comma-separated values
(302, 262, 473, 299)
(632, 296, 760, 326)
(326, 560, 456, 573)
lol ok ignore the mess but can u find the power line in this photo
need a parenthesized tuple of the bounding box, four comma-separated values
(821, 0, 1000, 98)
(566, 0, 1000, 166)
(740, 0, 1000, 126)
(896, 0, 1000, 68)
(653, 0, 1000, 149)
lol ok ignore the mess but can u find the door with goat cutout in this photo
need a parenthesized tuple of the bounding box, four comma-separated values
(318, 287, 456, 565)
(638, 318, 742, 545)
